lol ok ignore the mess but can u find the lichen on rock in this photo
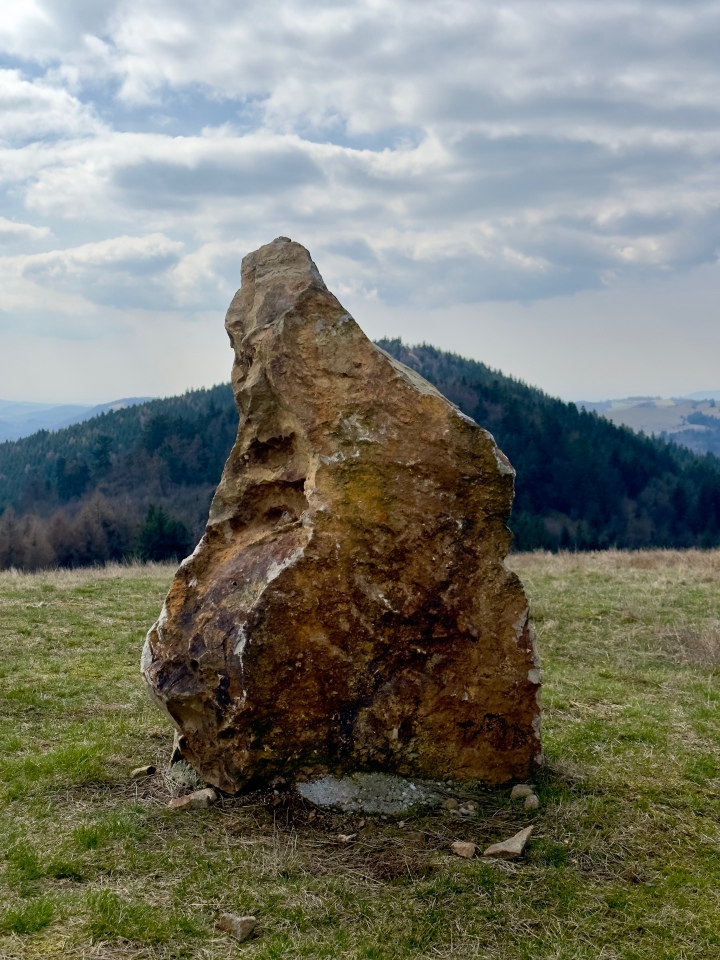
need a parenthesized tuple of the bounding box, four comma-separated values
(142, 236, 542, 793)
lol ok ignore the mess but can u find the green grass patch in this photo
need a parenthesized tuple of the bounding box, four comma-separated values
(86, 889, 201, 944)
(0, 896, 55, 935)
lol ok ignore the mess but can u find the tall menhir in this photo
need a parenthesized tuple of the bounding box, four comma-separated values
(142, 237, 542, 792)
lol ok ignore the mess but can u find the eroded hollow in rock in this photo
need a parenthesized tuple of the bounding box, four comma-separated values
(142, 237, 542, 794)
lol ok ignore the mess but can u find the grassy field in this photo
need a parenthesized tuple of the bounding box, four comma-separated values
(1, 551, 719, 959)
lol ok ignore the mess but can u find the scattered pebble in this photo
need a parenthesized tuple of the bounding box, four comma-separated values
(510, 784, 533, 799)
(130, 765, 156, 779)
(217, 913, 257, 942)
(483, 826, 534, 859)
(524, 793, 540, 810)
(337, 833, 357, 844)
(450, 840, 477, 859)
(167, 787, 218, 811)
(458, 801, 478, 816)
(443, 798, 460, 811)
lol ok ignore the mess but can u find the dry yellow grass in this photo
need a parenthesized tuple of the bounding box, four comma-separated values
(513, 546, 720, 573)
(0, 560, 176, 589)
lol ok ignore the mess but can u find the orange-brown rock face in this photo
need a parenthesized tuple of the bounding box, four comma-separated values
(142, 237, 542, 793)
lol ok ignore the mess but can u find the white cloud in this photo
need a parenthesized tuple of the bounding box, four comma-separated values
(3, 120, 717, 307)
(0, 0, 720, 397)
(17, 232, 183, 274)
(10, 0, 718, 135)
(0, 68, 101, 141)
(0, 234, 185, 316)
(0, 215, 50, 243)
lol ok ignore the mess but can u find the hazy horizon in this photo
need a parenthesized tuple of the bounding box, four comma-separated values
(2, 352, 719, 410)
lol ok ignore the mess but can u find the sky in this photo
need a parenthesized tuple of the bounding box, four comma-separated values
(0, 0, 719, 404)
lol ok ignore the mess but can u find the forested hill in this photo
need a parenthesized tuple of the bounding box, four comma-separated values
(0, 384, 238, 570)
(1, 340, 720, 569)
(378, 340, 720, 550)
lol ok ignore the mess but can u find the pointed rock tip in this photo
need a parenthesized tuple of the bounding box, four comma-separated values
(240, 236, 325, 289)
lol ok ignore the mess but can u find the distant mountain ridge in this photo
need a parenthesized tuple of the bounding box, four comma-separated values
(576, 395, 720, 457)
(683, 390, 720, 401)
(1, 342, 720, 569)
(0, 397, 155, 442)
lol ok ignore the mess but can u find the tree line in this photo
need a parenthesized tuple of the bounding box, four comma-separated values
(1, 343, 720, 570)
(0, 383, 237, 570)
(0, 496, 193, 570)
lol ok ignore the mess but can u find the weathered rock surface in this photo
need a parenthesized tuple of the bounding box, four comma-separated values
(142, 237, 542, 793)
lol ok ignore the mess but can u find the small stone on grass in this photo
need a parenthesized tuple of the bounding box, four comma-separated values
(217, 913, 256, 942)
(524, 793, 540, 810)
(443, 798, 459, 810)
(405, 830, 426, 844)
(483, 826, 533, 859)
(510, 784, 533, 799)
(167, 787, 218, 811)
(450, 840, 477, 859)
(130, 765, 156, 779)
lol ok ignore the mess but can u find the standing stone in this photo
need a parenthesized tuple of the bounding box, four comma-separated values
(142, 237, 541, 793)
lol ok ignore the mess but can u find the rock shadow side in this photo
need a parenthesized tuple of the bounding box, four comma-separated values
(142, 237, 542, 793)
